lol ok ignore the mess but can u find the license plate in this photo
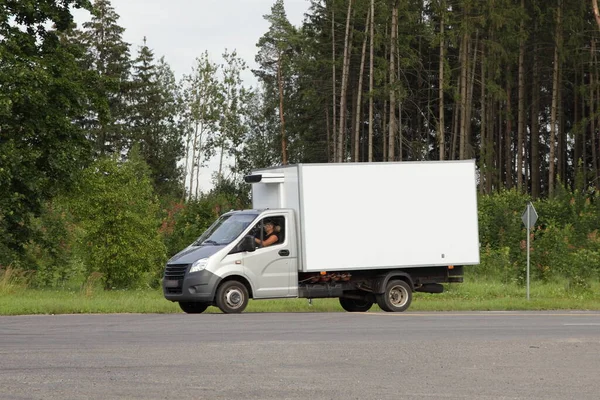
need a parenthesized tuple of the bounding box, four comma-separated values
(164, 280, 179, 288)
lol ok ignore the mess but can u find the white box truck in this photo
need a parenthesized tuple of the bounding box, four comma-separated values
(163, 160, 479, 314)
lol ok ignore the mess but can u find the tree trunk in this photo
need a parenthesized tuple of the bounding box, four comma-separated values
(592, 41, 598, 186)
(278, 56, 287, 165)
(574, 67, 581, 189)
(189, 121, 198, 201)
(182, 129, 191, 202)
(459, 29, 468, 160)
(480, 42, 486, 194)
(388, 1, 398, 161)
(451, 84, 459, 160)
(354, 9, 370, 163)
(497, 100, 503, 189)
(596, 42, 600, 184)
(398, 50, 403, 161)
(331, 5, 337, 162)
(593, 0, 600, 29)
(438, 0, 445, 160)
(368, 0, 375, 162)
(465, 30, 478, 159)
(337, 0, 353, 163)
(549, 0, 562, 197)
(531, 40, 541, 199)
(326, 107, 331, 163)
(517, 0, 526, 193)
(558, 58, 565, 186)
(505, 75, 513, 190)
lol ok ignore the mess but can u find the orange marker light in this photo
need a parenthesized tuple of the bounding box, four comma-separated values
(448, 265, 454, 270)
(320, 271, 327, 275)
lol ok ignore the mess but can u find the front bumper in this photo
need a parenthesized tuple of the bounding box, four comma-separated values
(162, 266, 221, 302)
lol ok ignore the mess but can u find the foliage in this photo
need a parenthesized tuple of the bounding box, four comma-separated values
(0, 0, 94, 258)
(73, 0, 132, 156)
(23, 199, 85, 288)
(71, 151, 166, 289)
(129, 42, 184, 196)
(477, 187, 600, 286)
(180, 51, 222, 198)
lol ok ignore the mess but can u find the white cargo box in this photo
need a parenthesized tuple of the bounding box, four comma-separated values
(250, 160, 479, 273)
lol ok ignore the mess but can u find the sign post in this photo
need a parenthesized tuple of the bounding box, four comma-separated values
(521, 202, 538, 300)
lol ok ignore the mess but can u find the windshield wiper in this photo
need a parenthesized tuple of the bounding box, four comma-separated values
(202, 240, 219, 245)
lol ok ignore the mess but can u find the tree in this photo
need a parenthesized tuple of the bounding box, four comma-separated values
(181, 52, 222, 199)
(549, 0, 563, 197)
(73, 151, 166, 289)
(0, 0, 93, 260)
(213, 50, 252, 185)
(255, 0, 297, 165)
(129, 39, 184, 197)
(234, 89, 279, 175)
(76, 0, 131, 156)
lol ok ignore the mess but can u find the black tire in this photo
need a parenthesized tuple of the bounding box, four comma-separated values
(179, 302, 209, 314)
(376, 279, 412, 312)
(215, 280, 249, 314)
(339, 297, 373, 312)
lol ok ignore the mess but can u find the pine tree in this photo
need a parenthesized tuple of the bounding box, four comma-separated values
(255, 0, 297, 165)
(129, 39, 184, 197)
(77, 0, 131, 156)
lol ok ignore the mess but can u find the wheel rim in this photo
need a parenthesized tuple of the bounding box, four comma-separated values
(388, 284, 408, 308)
(224, 287, 244, 309)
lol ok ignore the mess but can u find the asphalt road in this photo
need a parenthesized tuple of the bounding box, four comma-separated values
(1, 311, 600, 400)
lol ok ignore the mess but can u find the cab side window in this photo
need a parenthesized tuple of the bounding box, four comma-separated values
(255, 216, 285, 248)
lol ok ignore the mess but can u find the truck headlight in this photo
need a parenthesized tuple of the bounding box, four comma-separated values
(189, 258, 209, 273)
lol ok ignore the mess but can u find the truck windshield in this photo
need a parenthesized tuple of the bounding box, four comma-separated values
(192, 213, 258, 246)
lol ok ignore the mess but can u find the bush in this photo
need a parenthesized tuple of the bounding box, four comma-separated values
(565, 249, 600, 291)
(473, 246, 518, 283)
(72, 152, 167, 289)
(22, 200, 85, 288)
(478, 187, 600, 285)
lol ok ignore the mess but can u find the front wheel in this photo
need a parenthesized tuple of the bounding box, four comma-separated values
(339, 297, 373, 312)
(215, 280, 249, 314)
(179, 302, 209, 314)
(376, 280, 412, 312)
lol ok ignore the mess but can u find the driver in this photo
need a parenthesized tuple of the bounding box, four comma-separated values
(255, 219, 279, 247)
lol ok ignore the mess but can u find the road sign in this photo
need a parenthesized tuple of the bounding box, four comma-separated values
(521, 202, 538, 301)
(521, 203, 538, 229)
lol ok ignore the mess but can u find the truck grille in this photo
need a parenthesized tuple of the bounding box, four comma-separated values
(163, 264, 188, 295)
(164, 264, 188, 280)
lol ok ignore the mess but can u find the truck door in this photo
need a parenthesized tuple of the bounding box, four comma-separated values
(243, 212, 298, 298)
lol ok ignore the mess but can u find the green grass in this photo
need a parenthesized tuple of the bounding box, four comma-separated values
(1, 279, 599, 315)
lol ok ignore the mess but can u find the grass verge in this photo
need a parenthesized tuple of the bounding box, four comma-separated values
(1, 280, 599, 315)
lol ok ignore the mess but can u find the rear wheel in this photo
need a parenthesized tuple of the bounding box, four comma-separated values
(215, 280, 249, 314)
(339, 297, 373, 312)
(376, 280, 412, 312)
(179, 302, 209, 314)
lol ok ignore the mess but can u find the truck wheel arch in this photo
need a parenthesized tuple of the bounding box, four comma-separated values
(374, 271, 414, 294)
(217, 275, 254, 299)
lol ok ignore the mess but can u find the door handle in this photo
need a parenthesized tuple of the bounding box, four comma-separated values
(278, 249, 290, 256)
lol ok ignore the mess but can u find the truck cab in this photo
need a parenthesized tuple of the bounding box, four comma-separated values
(163, 209, 299, 313)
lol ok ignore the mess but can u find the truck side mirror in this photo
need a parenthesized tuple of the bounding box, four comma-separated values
(240, 235, 256, 252)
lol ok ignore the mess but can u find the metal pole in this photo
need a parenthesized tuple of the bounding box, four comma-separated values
(526, 204, 530, 301)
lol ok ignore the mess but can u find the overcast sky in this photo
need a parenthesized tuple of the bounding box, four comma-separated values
(74, 0, 309, 84)
(73, 0, 311, 193)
